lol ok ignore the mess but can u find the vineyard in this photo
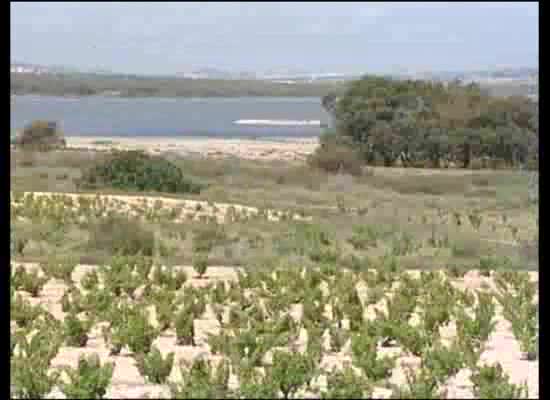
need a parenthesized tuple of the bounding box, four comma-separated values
(10, 147, 538, 398)
(11, 259, 538, 398)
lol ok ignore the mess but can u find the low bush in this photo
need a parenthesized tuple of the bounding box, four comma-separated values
(322, 366, 372, 399)
(307, 139, 363, 176)
(351, 331, 395, 381)
(11, 293, 43, 328)
(11, 355, 59, 399)
(391, 366, 440, 399)
(192, 254, 209, 278)
(41, 256, 78, 284)
(12, 265, 48, 297)
(175, 307, 196, 346)
(236, 364, 279, 398)
(88, 216, 156, 257)
(471, 363, 529, 398)
(63, 312, 92, 347)
(11, 328, 62, 398)
(78, 150, 205, 194)
(59, 354, 114, 399)
(268, 350, 319, 399)
(170, 358, 230, 399)
(348, 225, 381, 250)
(14, 120, 66, 151)
(123, 311, 159, 354)
(133, 346, 174, 384)
(423, 340, 465, 385)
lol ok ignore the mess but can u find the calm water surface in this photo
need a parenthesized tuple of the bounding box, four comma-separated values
(11, 95, 329, 138)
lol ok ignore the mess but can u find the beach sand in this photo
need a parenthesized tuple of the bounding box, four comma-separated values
(66, 136, 319, 162)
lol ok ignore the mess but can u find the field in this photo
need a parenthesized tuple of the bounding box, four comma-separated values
(10, 141, 538, 398)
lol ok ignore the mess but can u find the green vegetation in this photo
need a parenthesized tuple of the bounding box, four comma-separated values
(13, 120, 66, 151)
(10, 256, 536, 398)
(78, 150, 205, 194)
(133, 346, 175, 384)
(9, 89, 537, 397)
(11, 72, 345, 98)
(321, 76, 538, 170)
(58, 354, 114, 399)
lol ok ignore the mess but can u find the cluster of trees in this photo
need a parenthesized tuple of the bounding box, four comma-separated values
(11, 73, 345, 98)
(321, 77, 538, 169)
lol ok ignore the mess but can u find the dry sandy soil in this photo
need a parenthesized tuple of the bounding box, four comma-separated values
(65, 136, 319, 162)
(12, 191, 312, 224)
(13, 262, 539, 399)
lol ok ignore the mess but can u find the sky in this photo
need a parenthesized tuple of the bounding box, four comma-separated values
(11, 2, 539, 76)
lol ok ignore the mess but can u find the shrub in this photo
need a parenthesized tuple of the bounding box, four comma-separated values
(11, 357, 59, 399)
(170, 358, 230, 399)
(192, 224, 229, 253)
(61, 286, 85, 314)
(175, 308, 195, 346)
(11, 329, 61, 399)
(395, 323, 432, 357)
(123, 311, 159, 354)
(329, 327, 349, 353)
(100, 255, 144, 298)
(78, 150, 205, 194)
(237, 364, 279, 399)
(133, 346, 174, 384)
(390, 232, 418, 256)
(307, 141, 363, 176)
(351, 331, 395, 381)
(41, 256, 78, 284)
(59, 354, 114, 399)
(423, 340, 465, 385)
(12, 266, 48, 297)
(348, 225, 381, 250)
(193, 254, 209, 278)
(81, 270, 100, 291)
(101, 324, 125, 356)
(14, 120, 66, 151)
(471, 363, 528, 398)
(63, 312, 92, 347)
(456, 291, 496, 366)
(391, 366, 440, 399)
(11, 232, 27, 257)
(82, 288, 115, 321)
(154, 293, 177, 332)
(322, 366, 373, 399)
(207, 331, 232, 356)
(494, 272, 538, 360)
(13, 328, 61, 368)
(11, 293, 43, 328)
(88, 216, 156, 257)
(268, 350, 318, 399)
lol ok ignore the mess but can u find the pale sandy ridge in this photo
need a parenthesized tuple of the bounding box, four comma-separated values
(65, 136, 319, 162)
(12, 191, 313, 223)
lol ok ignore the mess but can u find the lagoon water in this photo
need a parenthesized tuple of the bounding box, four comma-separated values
(11, 95, 329, 138)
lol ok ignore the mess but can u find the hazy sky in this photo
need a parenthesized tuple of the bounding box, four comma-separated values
(11, 2, 538, 75)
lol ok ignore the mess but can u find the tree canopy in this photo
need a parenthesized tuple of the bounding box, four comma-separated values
(322, 76, 538, 168)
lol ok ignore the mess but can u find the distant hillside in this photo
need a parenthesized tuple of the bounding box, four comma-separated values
(11, 72, 346, 98)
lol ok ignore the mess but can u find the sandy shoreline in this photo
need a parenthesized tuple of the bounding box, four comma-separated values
(65, 136, 319, 162)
